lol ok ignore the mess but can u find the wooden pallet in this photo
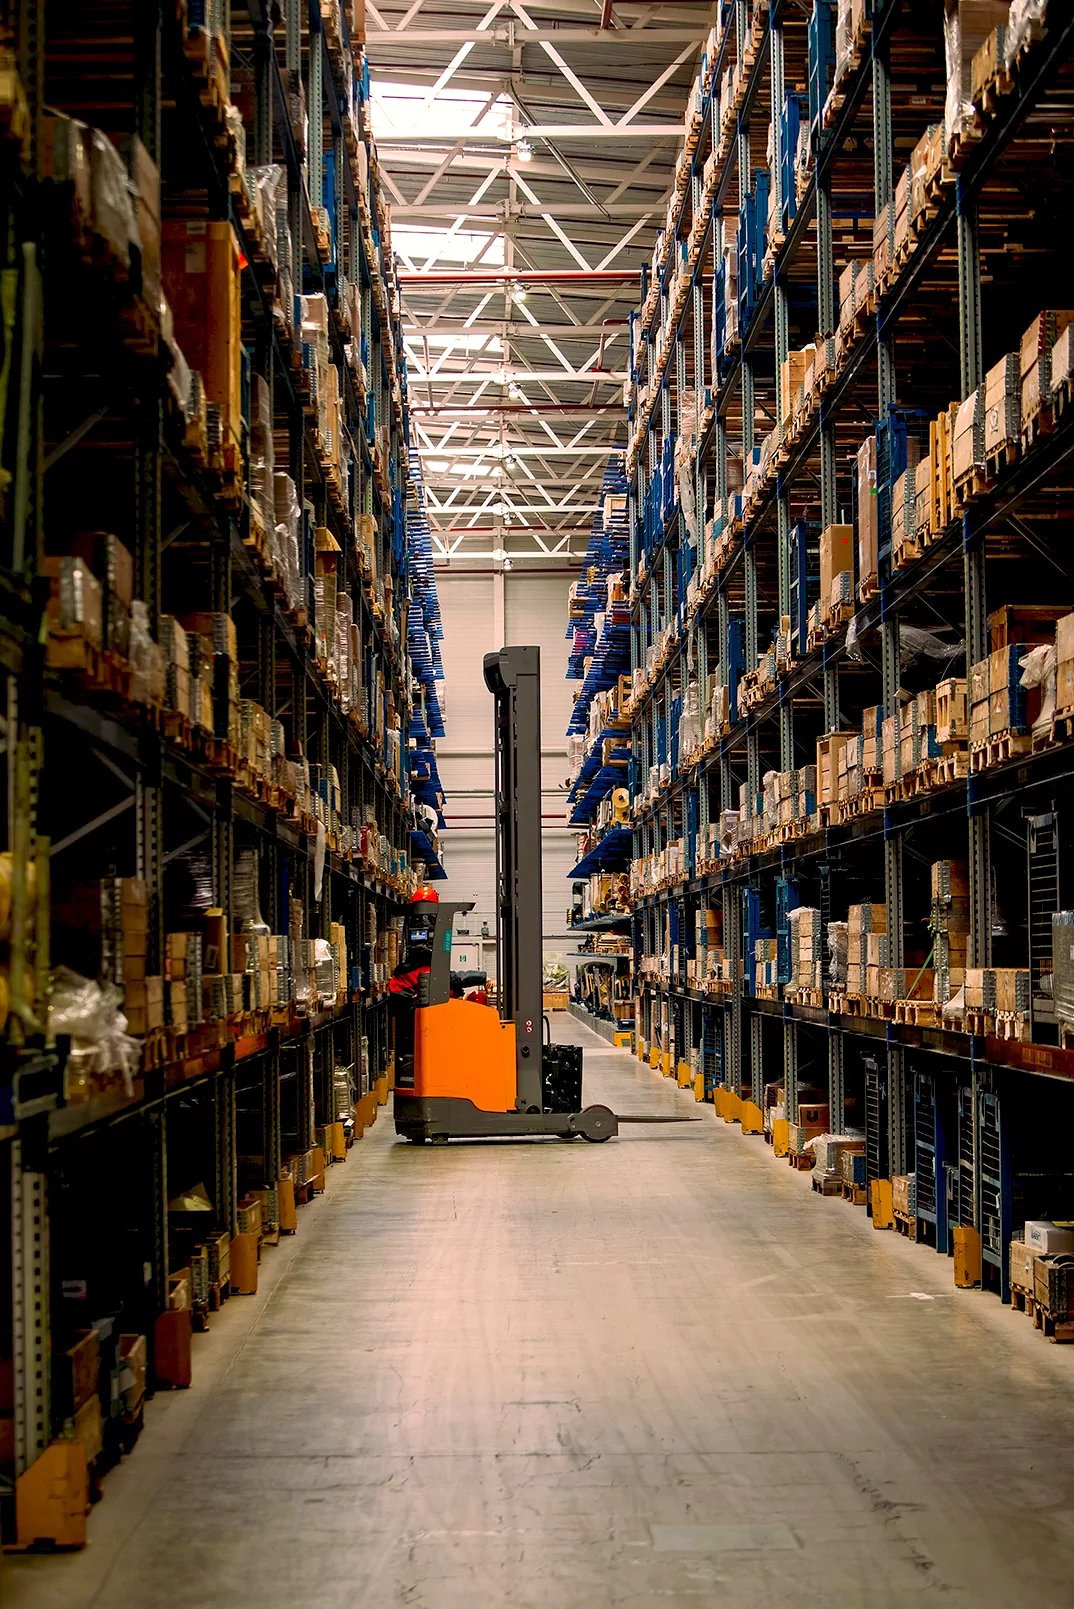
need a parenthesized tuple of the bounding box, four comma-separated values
(934, 750, 970, 787)
(953, 464, 992, 510)
(788, 1150, 815, 1172)
(994, 1012, 1030, 1043)
(893, 1208, 917, 1241)
(892, 530, 924, 571)
(905, 1000, 943, 1029)
(787, 988, 825, 1008)
(1010, 1283, 1034, 1315)
(163, 708, 194, 751)
(984, 439, 1019, 483)
(1021, 405, 1053, 453)
(811, 1172, 842, 1196)
(842, 1181, 868, 1206)
(964, 1010, 995, 1038)
(970, 730, 1032, 772)
(1034, 1303, 1074, 1343)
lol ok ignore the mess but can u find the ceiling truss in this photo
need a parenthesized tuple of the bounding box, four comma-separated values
(367, 0, 707, 563)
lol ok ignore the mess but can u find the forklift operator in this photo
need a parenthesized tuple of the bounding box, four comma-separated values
(390, 885, 445, 1090)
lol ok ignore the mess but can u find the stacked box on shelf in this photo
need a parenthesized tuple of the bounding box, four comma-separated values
(1020, 309, 1074, 432)
(789, 907, 823, 992)
(968, 644, 1035, 756)
(943, 1, 1013, 156)
(846, 904, 886, 999)
(931, 860, 969, 1011)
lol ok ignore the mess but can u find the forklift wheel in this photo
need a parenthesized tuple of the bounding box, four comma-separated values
(430, 1134, 449, 1145)
(574, 1105, 616, 1143)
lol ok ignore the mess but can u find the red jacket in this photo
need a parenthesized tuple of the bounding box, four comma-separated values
(388, 964, 429, 998)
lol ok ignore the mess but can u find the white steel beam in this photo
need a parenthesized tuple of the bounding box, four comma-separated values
(388, 202, 658, 219)
(376, 124, 684, 143)
(406, 369, 627, 382)
(405, 321, 627, 337)
(365, 27, 703, 45)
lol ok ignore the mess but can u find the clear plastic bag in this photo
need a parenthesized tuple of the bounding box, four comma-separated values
(129, 600, 166, 707)
(1020, 642, 1056, 733)
(679, 679, 701, 758)
(1052, 912, 1074, 1030)
(49, 967, 142, 1095)
(943, 983, 965, 1021)
(828, 921, 848, 986)
(1005, 1, 1048, 69)
(899, 624, 965, 671)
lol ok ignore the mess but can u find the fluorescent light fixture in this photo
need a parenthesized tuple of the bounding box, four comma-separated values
(516, 138, 533, 161)
(372, 84, 513, 144)
(411, 333, 503, 353)
(393, 225, 505, 267)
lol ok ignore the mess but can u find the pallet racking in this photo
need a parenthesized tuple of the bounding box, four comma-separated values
(564, 457, 634, 1039)
(0, 0, 443, 1545)
(623, 1, 1074, 1298)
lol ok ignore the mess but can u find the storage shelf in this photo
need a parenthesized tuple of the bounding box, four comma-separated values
(611, 0, 1074, 1316)
(566, 825, 634, 880)
(0, 0, 445, 1516)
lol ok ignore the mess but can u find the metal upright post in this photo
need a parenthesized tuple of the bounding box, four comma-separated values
(958, 179, 990, 969)
(873, 36, 902, 982)
(783, 1018, 797, 1119)
(828, 1028, 844, 1134)
(725, 886, 741, 1091)
(10, 1132, 49, 1483)
(484, 647, 545, 1109)
(817, 180, 839, 730)
(889, 1042, 907, 1177)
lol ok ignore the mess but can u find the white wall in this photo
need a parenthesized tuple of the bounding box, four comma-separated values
(435, 566, 578, 975)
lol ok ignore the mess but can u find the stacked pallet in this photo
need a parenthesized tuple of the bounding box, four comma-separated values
(786, 906, 824, 1001)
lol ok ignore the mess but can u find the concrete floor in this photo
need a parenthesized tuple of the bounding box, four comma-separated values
(7, 1018, 1074, 1609)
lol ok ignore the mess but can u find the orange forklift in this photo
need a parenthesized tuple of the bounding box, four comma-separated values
(394, 647, 693, 1145)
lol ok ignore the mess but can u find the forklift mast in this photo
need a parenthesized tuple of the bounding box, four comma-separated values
(483, 645, 545, 1111)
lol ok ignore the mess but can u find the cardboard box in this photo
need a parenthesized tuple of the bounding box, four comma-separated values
(989, 603, 1070, 651)
(1009, 1238, 1035, 1293)
(1034, 1255, 1074, 1318)
(154, 1308, 192, 1388)
(982, 352, 1019, 457)
(953, 1224, 982, 1287)
(1020, 310, 1074, 422)
(54, 1330, 100, 1420)
(70, 1395, 104, 1463)
(117, 1333, 147, 1412)
(820, 523, 854, 606)
(161, 220, 243, 456)
(123, 975, 164, 1035)
(935, 678, 967, 744)
(1024, 1221, 1074, 1255)
(856, 436, 878, 587)
(229, 1232, 259, 1295)
(42, 557, 104, 646)
(1056, 611, 1074, 713)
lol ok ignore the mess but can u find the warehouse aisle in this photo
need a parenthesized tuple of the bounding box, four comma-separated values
(9, 1018, 1074, 1609)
